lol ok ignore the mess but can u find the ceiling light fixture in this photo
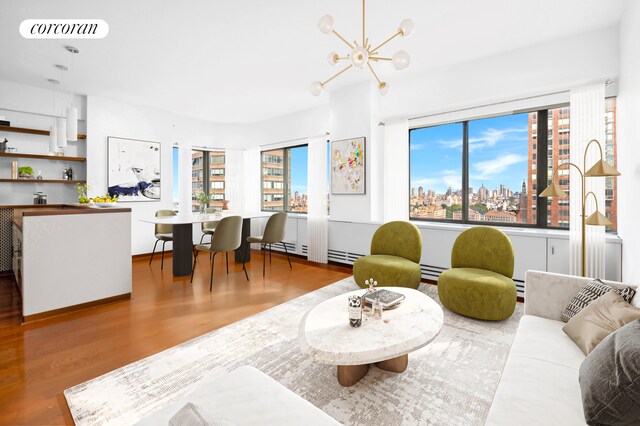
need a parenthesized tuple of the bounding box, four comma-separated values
(311, 0, 414, 96)
(65, 45, 80, 142)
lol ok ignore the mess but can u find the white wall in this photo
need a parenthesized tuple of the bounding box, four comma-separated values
(86, 95, 249, 255)
(617, 0, 640, 282)
(378, 26, 620, 121)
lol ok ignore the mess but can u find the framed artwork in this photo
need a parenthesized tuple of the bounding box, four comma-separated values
(107, 137, 161, 202)
(331, 137, 366, 195)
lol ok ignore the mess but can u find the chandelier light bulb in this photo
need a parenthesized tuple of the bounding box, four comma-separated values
(327, 52, 340, 66)
(398, 18, 415, 37)
(317, 15, 335, 35)
(350, 46, 369, 68)
(378, 82, 390, 96)
(310, 81, 324, 96)
(392, 50, 411, 70)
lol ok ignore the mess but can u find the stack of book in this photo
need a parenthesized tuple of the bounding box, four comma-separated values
(364, 289, 405, 310)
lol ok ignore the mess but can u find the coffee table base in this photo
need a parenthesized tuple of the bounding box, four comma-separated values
(337, 354, 409, 387)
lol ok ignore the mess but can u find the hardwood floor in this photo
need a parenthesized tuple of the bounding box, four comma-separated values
(0, 250, 352, 425)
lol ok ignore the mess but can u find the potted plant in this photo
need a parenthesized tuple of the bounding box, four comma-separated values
(196, 191, 210, 212)
(18, 166, 33, 179)
(75, 183, 91, 204)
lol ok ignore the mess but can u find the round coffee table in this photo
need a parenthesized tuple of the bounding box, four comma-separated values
(299, 287, 444, 386)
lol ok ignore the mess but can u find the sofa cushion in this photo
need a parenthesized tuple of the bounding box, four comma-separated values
(437, 267, 516, 321)
(563, 292, 640, 355)
(561, 279, 636, 323)
(579, 320, 640, 426)
(135, 366, 340, 426)
(353, 254, 421, 289)
(485, 315, 586, 425)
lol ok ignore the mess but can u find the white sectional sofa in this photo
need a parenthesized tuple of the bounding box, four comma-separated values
(486, 270, 640, 425)
(135, 366, 341, 425)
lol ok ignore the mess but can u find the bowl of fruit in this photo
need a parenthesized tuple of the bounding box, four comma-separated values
(92, 194, 119, 207)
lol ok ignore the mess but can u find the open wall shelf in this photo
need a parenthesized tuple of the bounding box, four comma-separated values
(0, 153, 86, 162)
(0, 179, 85, 184)
(0, 125, 86, 140)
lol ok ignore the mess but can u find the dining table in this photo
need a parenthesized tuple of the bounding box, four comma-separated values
(140, 211, 274, 277)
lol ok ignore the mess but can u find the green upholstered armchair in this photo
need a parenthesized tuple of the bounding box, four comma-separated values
(437, 226, 517, 321)
(353, 221, 422, 289)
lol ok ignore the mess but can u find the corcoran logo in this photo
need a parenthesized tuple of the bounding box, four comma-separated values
(19, 19, 109, 39)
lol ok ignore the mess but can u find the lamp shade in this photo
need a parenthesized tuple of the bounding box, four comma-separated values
(539, 181, 568, 198)
(585, 159, 621, 177)
(56, 117, 67, 148)
(317, 15, 335, 35)
(398, 19, 415, 37)
(310, 81, 324, 96)
(327, 52, 339, 66)
(378, 82, 390, 96)
(350, 46, 369, 68)
(392, 50, 410, 70)
(585, 210, 612, 226)
(66, 106, 78, 141)
(49, 124, 58, 155)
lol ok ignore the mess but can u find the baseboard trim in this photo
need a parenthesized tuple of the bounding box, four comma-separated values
(23, 293, 131, 324)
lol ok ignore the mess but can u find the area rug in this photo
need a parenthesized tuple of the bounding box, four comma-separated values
(65, 277, 523, 425)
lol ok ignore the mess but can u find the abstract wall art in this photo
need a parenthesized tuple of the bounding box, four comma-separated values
(331, 137, 366, 195)
(107, 137, 161, 201)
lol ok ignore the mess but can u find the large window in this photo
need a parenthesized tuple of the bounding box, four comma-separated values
(409, 98, 617, 231)
(192, 150, 225, 212)
(261, 145, 308, 213)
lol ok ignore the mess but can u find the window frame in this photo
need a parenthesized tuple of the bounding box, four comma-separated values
(260, 143, 308, 214)
(191, 148, 225, 212)
(408, 106, 554, 230)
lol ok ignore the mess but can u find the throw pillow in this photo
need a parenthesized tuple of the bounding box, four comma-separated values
(561, 279, 636, 323)
(579, 320, 640, 426)
(562, 291, 640, 355)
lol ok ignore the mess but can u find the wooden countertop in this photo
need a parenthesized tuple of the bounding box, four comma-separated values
(7, 204, 131, 216)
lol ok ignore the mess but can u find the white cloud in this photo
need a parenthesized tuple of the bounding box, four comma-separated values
(410, 143, 424, 151)
(469, 127, 527, 152)
(471, 154, 527, 180)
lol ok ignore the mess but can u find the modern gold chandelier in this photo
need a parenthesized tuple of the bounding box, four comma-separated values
(310, 0, 414, 96)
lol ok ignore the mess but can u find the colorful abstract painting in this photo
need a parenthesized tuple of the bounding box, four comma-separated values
(331, 137, 365, 194)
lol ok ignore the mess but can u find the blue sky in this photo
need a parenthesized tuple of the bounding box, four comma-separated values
(289, 145, 308, 195)
(172, 147, 179, 203)
(410, 113, 529, 195)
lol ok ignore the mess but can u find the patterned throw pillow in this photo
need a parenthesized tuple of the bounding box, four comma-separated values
(561, 279, 636, 323)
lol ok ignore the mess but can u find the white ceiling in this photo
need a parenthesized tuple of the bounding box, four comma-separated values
(0, 0, 627, 124)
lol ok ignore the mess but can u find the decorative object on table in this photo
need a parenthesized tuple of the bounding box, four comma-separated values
(196, 191, 210, 213)
(348, 295, 363, 327)
(92, 194, 119, 207)
(33, 192, 47, 204)
(310, 0, 414, 96)
(539, 138, 620, 277)
(437, 226, 517, 321)
(221, 199, 230, 210)
(107, 136, 161, 201)
(364, 278, 377, 294)
(76, 183, 91, 204)
(353, 221, 422, 289)
(0, 138, 8, 152)
(11, 161, 17, 179)
(36, 170, 43, 180)
(18, 166, 34, 179)
(364, 289, 405, 310)
(0, 116, 9, 126)
(331, 137, 365, 195)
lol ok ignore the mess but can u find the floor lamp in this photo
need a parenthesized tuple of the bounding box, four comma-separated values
(539, 139, 621, 277)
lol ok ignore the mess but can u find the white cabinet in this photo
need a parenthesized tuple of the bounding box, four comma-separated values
(547, 238, 570, 275)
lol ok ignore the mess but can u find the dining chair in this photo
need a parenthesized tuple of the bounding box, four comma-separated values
(191, 215, 249, 291)
(200, 207, 219, 244)
(150, 209, 177, 270)
(243, 212, 291, 276)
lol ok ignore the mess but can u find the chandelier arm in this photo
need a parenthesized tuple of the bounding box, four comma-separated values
(370, 30, 402, 53)
(362, 0, 366, 46)
(585, 191, 600, 213)
(322, 64, 354, 86)
(366, 62, 382, 85)
(332, 30, 355, 49)
(584, 139, 604, 172)
(370, 57, 391, 61)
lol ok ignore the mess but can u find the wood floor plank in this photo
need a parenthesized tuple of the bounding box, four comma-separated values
(0, 250, 352, 425)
